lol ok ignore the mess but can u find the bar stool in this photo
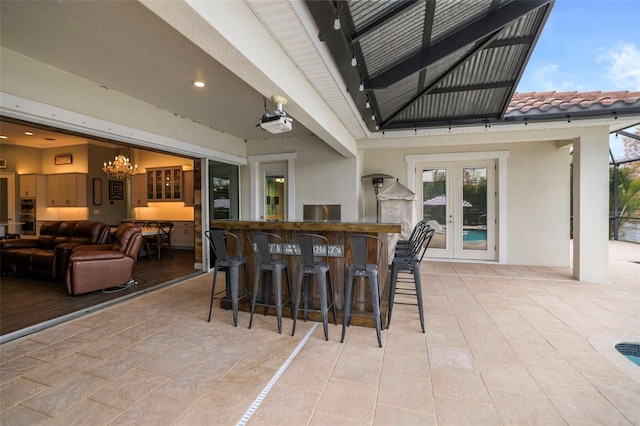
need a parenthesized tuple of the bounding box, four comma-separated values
(290, 233, 337, 340)
(248, 232, 293, 333)
(339, 234, 384, 347)
(387, 227, 435, 332)
(204, 230, 251, 326)
(396, 220, 428, 252)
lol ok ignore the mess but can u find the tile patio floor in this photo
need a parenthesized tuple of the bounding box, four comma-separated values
(1, 241, 638, 425)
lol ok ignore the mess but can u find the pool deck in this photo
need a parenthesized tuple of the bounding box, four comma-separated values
(1, 241, 638, 425)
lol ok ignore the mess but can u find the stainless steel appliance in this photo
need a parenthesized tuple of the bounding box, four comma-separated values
(303, 204, 341, 222)
(20, 198, 36, 235)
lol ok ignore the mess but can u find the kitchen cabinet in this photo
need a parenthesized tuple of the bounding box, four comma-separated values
(19, 175, 38, 198)
(20, 174, 47, 199)
(172, 221, 195, 248)
(146, 167, 183, 201)
(47, 173, 87, 206)
(183, 170, 195, 206)
(131, 173, 147, 206)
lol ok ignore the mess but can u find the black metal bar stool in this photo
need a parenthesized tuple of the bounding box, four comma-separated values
(290, 233, 337, 340)
(204, 230, 251, 326)
(339, 234, 385, 347)
(387, 227, 435, 332)
(248, 232, 293, 333)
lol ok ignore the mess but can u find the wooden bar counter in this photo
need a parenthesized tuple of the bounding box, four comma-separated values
(209, 220, 401, 328)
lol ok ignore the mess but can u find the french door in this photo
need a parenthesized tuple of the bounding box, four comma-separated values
(419, 160, 496, 261)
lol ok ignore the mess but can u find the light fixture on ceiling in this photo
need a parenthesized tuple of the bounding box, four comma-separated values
(192, 80, 206, 88)
(371, 114, 376, 121)
(351, 54, 357, 67)
(365, 100, 370, 109)
(359, 82, 364, 92)
(0, 135, 7, 139)
(24, 131, 33, 136)
(333, 13, 341, 30)
(102, 154, 138, 179)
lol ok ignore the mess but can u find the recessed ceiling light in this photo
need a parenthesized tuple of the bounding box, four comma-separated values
(24, 131, 34, 136)
(192, 80, 206, 88)
(0, 135, 7, 139)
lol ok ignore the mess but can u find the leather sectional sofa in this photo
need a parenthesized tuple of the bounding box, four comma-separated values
(66, 222, 142, 295)
(0, 221, 110, 279)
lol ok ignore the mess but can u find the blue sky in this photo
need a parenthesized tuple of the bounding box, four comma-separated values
(517, 0, 640, 93)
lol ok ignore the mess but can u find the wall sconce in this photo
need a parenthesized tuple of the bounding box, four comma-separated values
(362, 173, 393, 222)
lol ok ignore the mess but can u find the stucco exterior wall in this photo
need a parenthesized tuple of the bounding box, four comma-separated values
(245, 135, 361, 221)
(364, 139, 572, 267)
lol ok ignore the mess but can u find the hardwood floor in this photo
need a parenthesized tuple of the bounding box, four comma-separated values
(0, 249, 199, 337)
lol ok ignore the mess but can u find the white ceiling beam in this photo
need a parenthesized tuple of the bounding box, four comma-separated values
(139, 0, 358, 158)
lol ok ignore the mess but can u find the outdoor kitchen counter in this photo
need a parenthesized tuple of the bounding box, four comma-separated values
(209, 220, 401, 329)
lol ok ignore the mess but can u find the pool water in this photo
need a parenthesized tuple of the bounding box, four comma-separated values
(463, 229, 487, 242)
(626, 355, 640, 366)
(615, 342, 640, 367)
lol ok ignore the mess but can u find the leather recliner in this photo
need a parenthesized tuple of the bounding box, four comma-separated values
(66, 223, 142, 295)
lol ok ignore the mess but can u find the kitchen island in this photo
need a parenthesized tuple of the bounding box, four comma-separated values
(209, 220, 401, 328)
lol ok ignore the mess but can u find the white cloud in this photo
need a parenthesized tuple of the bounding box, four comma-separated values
(527, 62, 577, 92)
(598, 42, 640, 90)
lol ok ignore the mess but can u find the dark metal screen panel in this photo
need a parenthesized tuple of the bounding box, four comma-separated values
(431, 0, 492, 43)
(358, 3, 426, 77)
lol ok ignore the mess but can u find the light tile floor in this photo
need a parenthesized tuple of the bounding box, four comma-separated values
(1, 241, 638, 425)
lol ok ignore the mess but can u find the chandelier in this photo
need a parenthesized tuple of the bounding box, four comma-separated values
(102, 155, 138, 179)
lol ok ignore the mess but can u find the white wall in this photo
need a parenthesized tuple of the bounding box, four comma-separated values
(506, 141, 571, 266)
(245, 134, 361, 221)
(364, 139, 572, 267)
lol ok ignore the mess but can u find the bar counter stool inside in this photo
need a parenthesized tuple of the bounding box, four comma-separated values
(339, 234, 385, 347)
(290, 233, 337, 340)
(204, 230, 251, 326)
(248, 232, 293, 333)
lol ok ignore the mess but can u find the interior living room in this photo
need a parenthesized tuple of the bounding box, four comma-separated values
(0, 118, 202, 336)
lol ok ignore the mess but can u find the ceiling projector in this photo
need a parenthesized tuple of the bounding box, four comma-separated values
(259, 115, 293, 134)
(258, 95, 293, 134)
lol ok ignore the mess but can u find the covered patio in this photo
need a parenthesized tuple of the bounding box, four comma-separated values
(1, 241, 637, 424)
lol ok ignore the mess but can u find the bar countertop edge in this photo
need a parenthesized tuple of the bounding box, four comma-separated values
(209, 220, 401, 233)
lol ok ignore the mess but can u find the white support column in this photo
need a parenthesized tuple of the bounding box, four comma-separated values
(572, 129, 610, 283)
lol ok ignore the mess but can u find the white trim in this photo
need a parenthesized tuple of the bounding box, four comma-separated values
(248, 153, 297, 220)
(405, 151, 509, 263)
(0, 92, 247, 166)
(0, 172, 17, 235)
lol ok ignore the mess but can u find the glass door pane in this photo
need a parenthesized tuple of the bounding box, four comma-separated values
(422, 168, 448, 250)
(209, 161, 239, 221)
(164, 169, 171, 199)
(173, 168, 181, 199)
(147, 171, 154, 199)
(259, 162, 287, 221)
(461, 167, 488, 251)
(265, 174, 285, 222)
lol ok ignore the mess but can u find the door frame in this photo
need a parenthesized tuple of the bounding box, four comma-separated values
(249, 152, 297, 220)
(406, 151, 509, 263)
